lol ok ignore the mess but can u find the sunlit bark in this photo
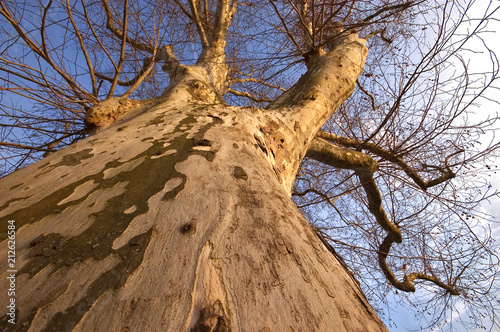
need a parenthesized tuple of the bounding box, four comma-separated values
(0, 21, 389, 330)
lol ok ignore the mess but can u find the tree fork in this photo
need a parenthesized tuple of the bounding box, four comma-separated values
(0, 29, 388, 330)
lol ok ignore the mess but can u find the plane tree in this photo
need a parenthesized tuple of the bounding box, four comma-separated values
(0, 0, 498, 330)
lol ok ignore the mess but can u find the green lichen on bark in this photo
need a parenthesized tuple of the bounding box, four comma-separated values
(0, 107, 224, 331)
(38, 229, 154, 332)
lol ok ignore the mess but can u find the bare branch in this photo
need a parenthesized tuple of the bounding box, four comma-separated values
(101, 0, 155, 53)
(226, 88, 273, 103)
(362, 1, 415, 23)
(188, 0, 210, 48)
(230, 77, 287, 91)
(317, 131, 461, 190)
(107, 0, 129, 98)
(0, 1, 95, 102)
(305, 136, 461, 295)
(268, 0, 303, 53)
(66, 0, 97, 96)
(0, 142, 55, 152)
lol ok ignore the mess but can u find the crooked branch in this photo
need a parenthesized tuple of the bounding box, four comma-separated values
(307, 136, 461, 295)
(317, 131, 462, 191)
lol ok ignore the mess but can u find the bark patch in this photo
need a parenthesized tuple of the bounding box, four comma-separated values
(258, 121, 291, 179)
(232, 166, 248, 180)
(53, 148, 94, 168)
(39, 229, 153, 332)
(29, 233, 67, 258)
(1, 109, 225, 329)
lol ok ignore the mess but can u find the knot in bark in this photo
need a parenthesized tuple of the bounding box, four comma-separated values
(84, 97, 141, 130)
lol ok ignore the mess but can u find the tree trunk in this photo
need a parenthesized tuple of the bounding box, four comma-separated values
(1, 35, 387, 331)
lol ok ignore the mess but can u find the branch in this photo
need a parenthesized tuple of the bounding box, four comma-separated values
(96, 57, 154, 87)
(188, 0, 210, 48)
(378, 234, 460, 295)
(205, 0, 238, 55)
(96, 44, 180, 97)
(65, 0, 97, 96)
(0, 1, 95, 103)
(42, 123, 72, 157)
(305, 136, 461, 295)
(317, 131, 461, 191)
(230, 77, 286, 91)
(289, 0, 313, 48)
(106, 0, 129, 98)
(268, 0, 303, 53)
(355, 170, 402, 243)
(101, 0, 154, 53)
(361, 1, 414, 23)
(0, 62, 80, 104)
(306, 137, 378, 173)
(292, 187, 341, 209)
(267, 33, 367, 118)
(158, 44, 181, 77)
(121, 53, 156, 99)
(356, 79, 379, 111)
(81, 0, 118, 72)
(0, 142, 55, 153)
(226, 88, 273, 103)
(364, 28, 393, 43)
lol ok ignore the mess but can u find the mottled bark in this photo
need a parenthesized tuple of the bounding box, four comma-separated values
(0, 34, 387, 331)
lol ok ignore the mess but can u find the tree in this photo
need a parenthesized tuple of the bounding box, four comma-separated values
(0, 0, 498, 331)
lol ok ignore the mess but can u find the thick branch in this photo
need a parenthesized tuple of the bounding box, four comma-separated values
(268, 33, 367, 113)
(378, 235, 460, 295)
(355, 170, 402, 243)
(196, 0, 238, 94)
(306, 137, 378, 173)
(290, 0, 313, 48)
(306, 137, 460, 295)
(317, 131, 460, 190)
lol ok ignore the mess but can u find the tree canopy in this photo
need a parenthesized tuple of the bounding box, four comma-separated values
(1, 0, 499, 330)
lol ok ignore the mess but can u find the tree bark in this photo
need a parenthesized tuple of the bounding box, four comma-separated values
(0, 35, 387, 331)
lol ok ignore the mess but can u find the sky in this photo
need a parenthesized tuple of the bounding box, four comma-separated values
(386, 1, 500, 330)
